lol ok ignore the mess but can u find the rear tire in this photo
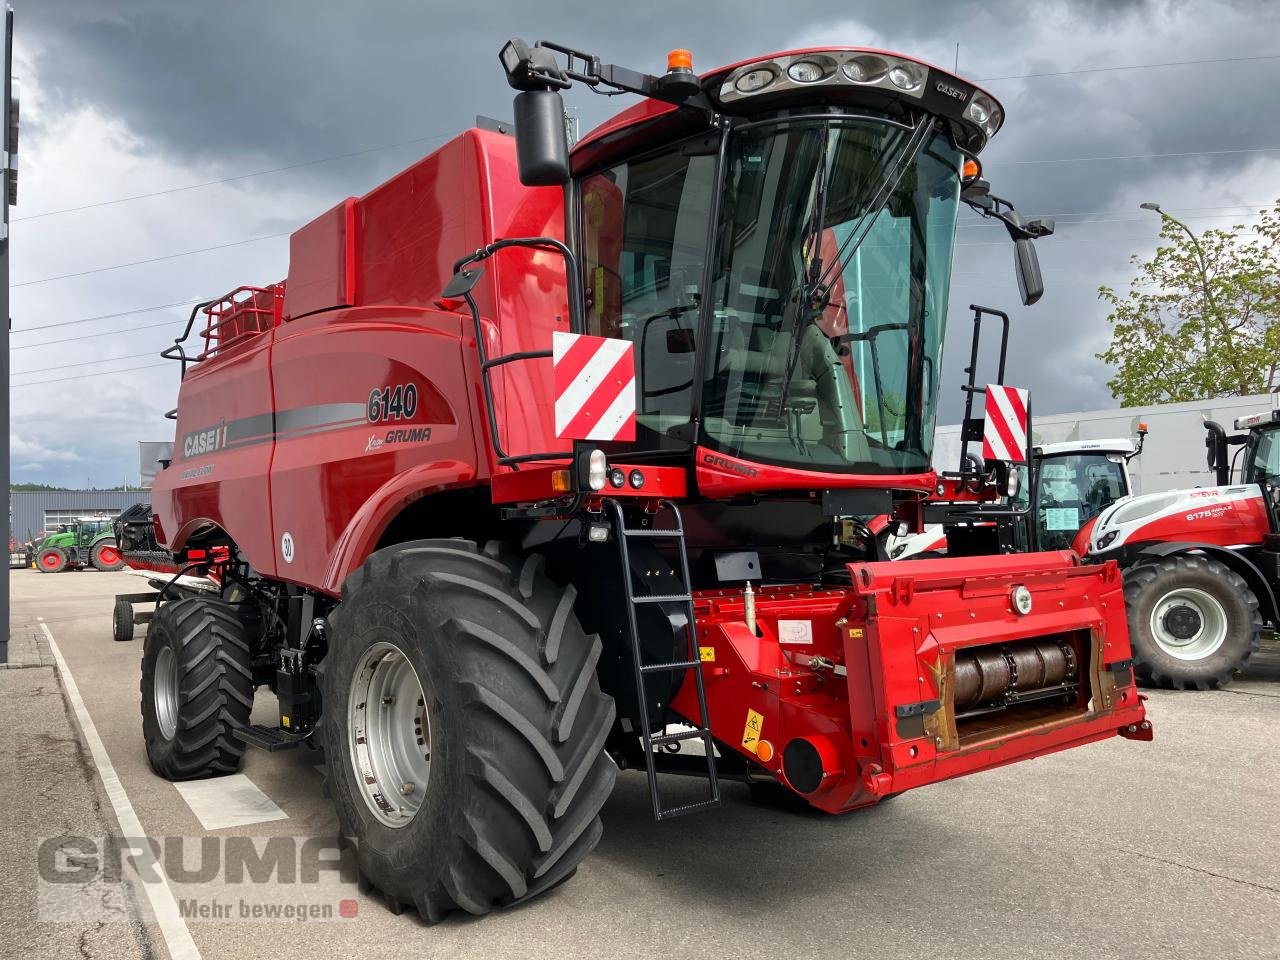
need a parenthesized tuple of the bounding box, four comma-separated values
(141, 598, 254, 779)
(91, 540, 126, 572)
(113, 598, 135, 642)
(1124, 555, 1262, 690)
(322, 538, 617, 922)
(37, 548, 67, 573)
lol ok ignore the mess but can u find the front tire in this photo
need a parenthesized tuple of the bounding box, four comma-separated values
(37, 547, 67, 573)
(91, 540, 126, 571)
(141, 598, 254, 779)
(1124, 555, 1262, 690)
(322, 539, 617, 922)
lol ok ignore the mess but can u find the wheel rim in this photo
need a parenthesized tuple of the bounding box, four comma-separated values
(98, 545, 120, 565)
(40, 552, 59, 570)
(348, 641, 431, 828)
(154, 646, 180, 739)
(1149, 587, 1229, 661)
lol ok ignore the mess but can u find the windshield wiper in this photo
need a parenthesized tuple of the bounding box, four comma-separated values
(777, 116, 937, 419)
(812, 115, 936, 293)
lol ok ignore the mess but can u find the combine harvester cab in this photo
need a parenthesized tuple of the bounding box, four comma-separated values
(144, 38, 1150, 920)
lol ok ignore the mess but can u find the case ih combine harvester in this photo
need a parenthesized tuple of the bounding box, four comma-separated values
(140, 40, 1150, 920)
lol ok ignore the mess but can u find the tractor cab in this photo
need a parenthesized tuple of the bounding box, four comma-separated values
(1015, 438, 1139, 551)
(1207, 408, 1280, 532)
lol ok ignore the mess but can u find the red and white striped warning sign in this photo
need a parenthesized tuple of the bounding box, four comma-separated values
(982, 384, 1029, 464)
(553, 332, 636, 442)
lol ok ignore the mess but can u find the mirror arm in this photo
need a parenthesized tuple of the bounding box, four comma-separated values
(962, 192, 1055, 241)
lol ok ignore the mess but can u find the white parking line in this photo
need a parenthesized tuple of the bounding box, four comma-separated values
(42, 622, 203, 960)
(174, 774, 288, 831)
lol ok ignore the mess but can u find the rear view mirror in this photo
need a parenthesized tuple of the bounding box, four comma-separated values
(513, 89, 570, 187)
(666, 328, 695, 353)
(1014, 238, 1044, 306)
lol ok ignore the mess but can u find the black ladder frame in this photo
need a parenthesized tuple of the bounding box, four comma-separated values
(607, 498, 720, 820)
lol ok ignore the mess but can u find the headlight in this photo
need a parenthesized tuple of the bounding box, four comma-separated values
(842, 55, 888, 83)
(1095, 530, 1119, 551)
(888, 63, 923, 91)
(735, 67, 776, 93)
(587, 449, 608, 491)
(787, 60, 827, 83)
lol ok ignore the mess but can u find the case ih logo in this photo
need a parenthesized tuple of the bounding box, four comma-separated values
(182, 423, 227, 458)
(702, 453, 759, 478)
(552, 332, 636, 442)
(934, 80, 969, 102)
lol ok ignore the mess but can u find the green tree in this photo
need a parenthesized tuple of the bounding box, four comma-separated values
(1097, 201, 1280, 405)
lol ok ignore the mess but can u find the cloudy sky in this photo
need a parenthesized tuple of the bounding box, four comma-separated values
(9, 0, 1280, 486)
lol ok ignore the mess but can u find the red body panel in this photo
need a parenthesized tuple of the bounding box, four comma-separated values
(1127, 490, 1269, 548)
(153, 130, 574, 588)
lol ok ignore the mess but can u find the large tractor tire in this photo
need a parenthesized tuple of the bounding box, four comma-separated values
(37, 547, 67, 574)
(91, 539, 126, 572)
(141, 598, 254, 779)
(322, 539, 617, 922)
(1123, 554, 1262, 690)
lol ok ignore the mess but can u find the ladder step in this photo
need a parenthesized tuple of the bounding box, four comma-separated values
(648, 727, 709, 747)
(621, 527, 684, 538)
(655, 798, 721, 820)
(640, 659, 702, 674)
(632, 593, 693, 604)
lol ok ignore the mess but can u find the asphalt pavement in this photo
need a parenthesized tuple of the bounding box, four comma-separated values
(5, 566, 1279, 960)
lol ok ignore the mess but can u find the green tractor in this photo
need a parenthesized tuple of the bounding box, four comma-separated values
(34, 517, 126, 573)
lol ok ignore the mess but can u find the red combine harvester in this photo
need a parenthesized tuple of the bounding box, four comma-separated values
(145, 40, 1150, 920)
(1086, 404, 1280, 688)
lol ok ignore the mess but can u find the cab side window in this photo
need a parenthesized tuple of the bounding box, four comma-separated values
(581, 147, 714, 448)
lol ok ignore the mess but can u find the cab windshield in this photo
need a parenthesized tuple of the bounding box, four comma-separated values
(579, 114, 961, 473)
(703, 118, 960, 473)
(1035, 453, 1128, 550)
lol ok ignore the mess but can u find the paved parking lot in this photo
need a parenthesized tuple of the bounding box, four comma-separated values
(5, 566, 1279, 960)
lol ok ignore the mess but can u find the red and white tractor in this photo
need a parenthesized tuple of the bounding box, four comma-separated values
(1086, 406, 1280, 688)
(889, 434, 1143, 560)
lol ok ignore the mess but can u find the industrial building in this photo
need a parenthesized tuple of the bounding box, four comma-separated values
(9, 490, 148, 544)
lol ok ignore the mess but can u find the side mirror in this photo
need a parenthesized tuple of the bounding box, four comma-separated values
(1014, 237, 1044, 306)
(513, 89, 569, 187)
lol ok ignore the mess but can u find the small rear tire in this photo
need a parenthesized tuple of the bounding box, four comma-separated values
(322, 538, 617, 922)
(37, 548, 67, 574)
(91, 540, 127, 572)
(141, 598, 254, 780)
(1124, 554, 1262, 690)
(113, 599, 135, 642)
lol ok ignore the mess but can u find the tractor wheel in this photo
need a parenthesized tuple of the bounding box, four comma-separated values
(91, 540, 126, 572)
(37, 547, 67, 574)
(322, 539, 617, 922)
(1123, 555, 1262, 690)
(113, 599, 135, 642)
(141, 598, 253, 780)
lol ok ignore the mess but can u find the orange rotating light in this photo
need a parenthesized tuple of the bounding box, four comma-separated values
(667, 48, 693, 72)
